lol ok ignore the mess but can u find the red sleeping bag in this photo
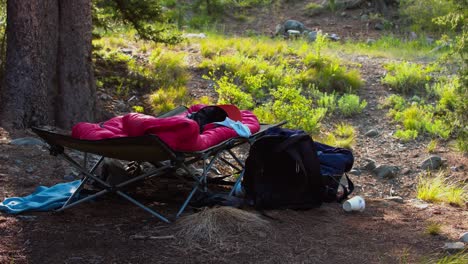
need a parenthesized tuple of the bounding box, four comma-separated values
(71, 104, 260, 152)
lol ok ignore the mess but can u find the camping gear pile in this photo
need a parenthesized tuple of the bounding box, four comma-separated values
(0, 104, 355, 223)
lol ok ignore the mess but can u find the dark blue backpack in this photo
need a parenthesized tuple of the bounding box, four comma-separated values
(315, 142, 354, 202)
(243, 127, 354, 209)
(243, 127, 324, 209)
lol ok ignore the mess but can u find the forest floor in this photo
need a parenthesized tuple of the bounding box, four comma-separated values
(1, 1, 467, 263)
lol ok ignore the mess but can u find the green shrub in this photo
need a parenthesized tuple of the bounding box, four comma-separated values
(382, 61, 436, 94)
(132, 105, 145, 113)
(149, 86, 190, 114)
(394, 129, 418, 142)
(146, 47, 190, 89)
(316, 92, 337, 114)
(304, 3, 323, 16)
(399, 0, 458, 33)
(214, 76, 254, 109)
(337, 94, 367, 116)
(383, 94, 407, 111)
(254, 86, 327, 134)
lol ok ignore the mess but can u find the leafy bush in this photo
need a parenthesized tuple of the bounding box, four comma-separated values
(382, 61, 436, 94)
(316, 92, 337, 114)
(337, 94, 367, 117)
(304, 2, 324, 16)
(394, 129, 418, 142)
(214, 76, 254, 109)
(399, 0, 458, 33)
(254, 86, 327, 134)
(146, 47, 190, 89)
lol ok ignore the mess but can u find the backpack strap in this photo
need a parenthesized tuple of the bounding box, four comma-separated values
(337, 173, 354, 203)
(273, 134, 309, 153)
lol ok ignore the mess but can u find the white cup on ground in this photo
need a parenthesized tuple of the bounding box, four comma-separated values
(343, 196, 365, 212)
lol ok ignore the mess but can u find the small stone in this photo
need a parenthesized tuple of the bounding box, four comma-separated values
(366, 38, 375, 45)
(421, 155, 443, 170)
(373, 165, 399, 179)
(450, 166, 459, 172)
(25, 167, 35, 174)
(374, 23, 384, 30)
(115, 101, 127, 112)
(307, 31, 318, 42)
(443, 242, 465, 252)
(460, 232, 468, 243)
(349, 169, 361, 176)
(63, 174, 75, 181)
(120, 48, 133, 54)
(10, 137, 45, 146)
(365, 129, 379, 137)
(363, 159, 377, 171)
(413, 203, 429, 210)
(409, 31, 417, 40)
(384, 196, 404, 203)
(426, 37, 434, 45)
(361, 14, 369, 22)
(340, 12, 347, 17)
(401, 168, 411, 175)
(17, 215, 37, 221)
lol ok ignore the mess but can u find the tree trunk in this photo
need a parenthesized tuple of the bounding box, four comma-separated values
(0, 0, 95, 129)
(56, 0, 95, 128)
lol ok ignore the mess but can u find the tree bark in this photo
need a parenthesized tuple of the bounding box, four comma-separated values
(56, 0, 95, 128)
(0, 0, 95, 129)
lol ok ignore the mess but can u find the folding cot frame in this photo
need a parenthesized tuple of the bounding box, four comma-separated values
(32, 106, 284, 223)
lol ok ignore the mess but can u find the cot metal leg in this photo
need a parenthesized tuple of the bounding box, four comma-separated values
(229, 170, 245, 197)
(117, 191, 171, 224)
(61, 176, 90, 208)
(176, 184, 199, 219)
(56, 189, 109, 212)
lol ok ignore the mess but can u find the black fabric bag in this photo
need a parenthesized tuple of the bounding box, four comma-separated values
(315, 142, 354, 203)
(243, 127, 324, 209)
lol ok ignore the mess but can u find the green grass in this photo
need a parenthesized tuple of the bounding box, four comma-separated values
(417, 171, 467, 207)
(337, 94, 367, 117)
(304, 2, 324, 16)
(426, 139, 438, 153)
(334, 35, 447, 60)
(381, 61, 437, 95)
(318, 123, 356, 149)
(149, 86, 191, 115)
(394, 129, 418, 142)
(424, 251, 468, 264)
(425, 221, 442, 236)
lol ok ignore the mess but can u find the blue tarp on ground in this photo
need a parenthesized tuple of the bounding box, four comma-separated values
(0, 180, 81, 214)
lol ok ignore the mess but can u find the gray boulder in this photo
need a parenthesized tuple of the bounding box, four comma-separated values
(421, 155, 443, 170)
(275, 20, 306, 37)
(373, 165, 399, 178)
(460, 232, 468, 243)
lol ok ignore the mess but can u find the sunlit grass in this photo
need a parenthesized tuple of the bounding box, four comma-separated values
(417, 171, 467, 207)
(332, 35, 448, 60)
